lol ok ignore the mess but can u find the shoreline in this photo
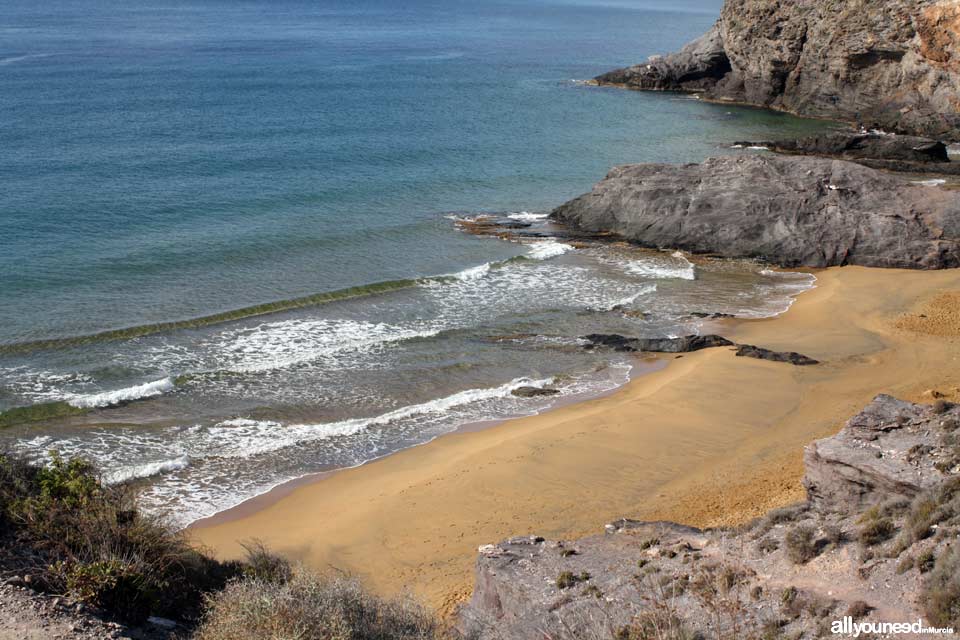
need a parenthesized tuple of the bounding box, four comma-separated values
(191, 265, 960, 615)
(186, 357, 666, 531)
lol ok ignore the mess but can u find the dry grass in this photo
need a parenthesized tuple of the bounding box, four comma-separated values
(196, 570, 443, 640)
(922, 546, 960, 628)
(783, 525, 818, 564)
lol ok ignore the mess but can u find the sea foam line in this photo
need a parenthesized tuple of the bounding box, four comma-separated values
(66, 377, 176, 409)
(526, 240, 574, 260)
(205, 375, 557, 458)
(105, 456, 190, 485)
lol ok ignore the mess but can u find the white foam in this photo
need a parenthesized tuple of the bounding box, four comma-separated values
(507, 211, 549, 222)
(451, 262, 492, 280)
(105, 456, 190, 485)
(67, 377, 175, 409)
(0, 53, 52, 66)
(205, 375, 556, 458)
(623, 253, 695, 280)
(604, 284, 657, 311)
(202, 319, 442, 374)
(913, 178, 947, 187)
(526, 240, 574, 260)
(746, 146, 769, 151)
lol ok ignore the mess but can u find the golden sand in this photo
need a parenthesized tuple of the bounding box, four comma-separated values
(191, 266, 960, 616)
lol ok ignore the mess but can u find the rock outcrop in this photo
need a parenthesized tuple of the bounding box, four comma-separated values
(735, 131, 960, 174)
(595, 0, 960, 140)
(460, 396, 960, 638)
(551, 154, 960, 269)
(803, 394, 957, 512)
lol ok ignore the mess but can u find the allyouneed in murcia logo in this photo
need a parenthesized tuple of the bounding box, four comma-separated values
(831, 617, 955, 636)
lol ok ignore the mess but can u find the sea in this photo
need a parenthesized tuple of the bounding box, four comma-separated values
(0, 0, 831, 527)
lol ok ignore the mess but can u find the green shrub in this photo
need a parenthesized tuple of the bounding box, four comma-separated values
(0, 450, 242, 624)
(757, 537, 779, 553)
(922, 547, 960, 628)
(822, 524, 846, 547)
(858, 518, 896, 547)
(240, 539, 292, 584)
(784, 524, 818, 564)
(896, 555, 915, 574)
(556, 570, 591, 589)
(846, 600, 873, 620)
(900, 477, 960, 549)
(583, 584, 603, 599)
(639, 537, 660, 551)
(933, 400, 953, 415)
(196, 571, 442, 640)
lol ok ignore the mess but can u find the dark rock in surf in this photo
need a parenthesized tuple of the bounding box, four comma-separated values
(510, 386, 561, 398)
(582, 334, 733, 353)
(551, 155, 960, 269)
(735, 344, 819, 366)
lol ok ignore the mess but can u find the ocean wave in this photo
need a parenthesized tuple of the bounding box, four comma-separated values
(603, 284, 657, 311)
(451, 262, 492, 281)
(205, 375, 556, 458)
(66, 377, 175, 409)
(622, 252, 695, 280)
(203, 319, 443, 375)
(0, 278, 422, 356)
(526, 240, 574, 260)
(913, 178, 947, 187)
(507, 211, 549, 222)
(104, 456, 190, 485)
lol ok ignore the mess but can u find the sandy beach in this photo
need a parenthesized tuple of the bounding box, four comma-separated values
(191, 265, 960, 615)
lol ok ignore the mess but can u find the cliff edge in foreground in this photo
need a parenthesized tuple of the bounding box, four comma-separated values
(460, 395, 960, 639)
(595, 0, 960, 140)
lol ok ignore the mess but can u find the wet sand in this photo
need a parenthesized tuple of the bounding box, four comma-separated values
(191, 265, 960, 616)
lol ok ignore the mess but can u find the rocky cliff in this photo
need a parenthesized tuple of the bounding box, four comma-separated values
(550, 154, 960, 269)
(459, 395, 960, 638)
(596, 0, 960, 140)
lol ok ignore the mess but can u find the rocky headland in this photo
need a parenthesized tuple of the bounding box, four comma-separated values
(460, 395, 960, 638)
(594, 0, 960, 140)
(551, 154, 960, 269)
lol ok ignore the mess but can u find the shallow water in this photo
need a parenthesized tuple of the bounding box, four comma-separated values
(0, 0, 829, 525)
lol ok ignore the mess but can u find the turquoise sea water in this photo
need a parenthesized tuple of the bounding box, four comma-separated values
(1, 0, 831, 524)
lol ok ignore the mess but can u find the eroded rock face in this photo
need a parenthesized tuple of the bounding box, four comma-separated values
(551, 154, 960, 269)
(596, 0, 960, 140)
(460, 396, 960, 639)
(735, 131, 959, 173)
(803, 394, 958, 512)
